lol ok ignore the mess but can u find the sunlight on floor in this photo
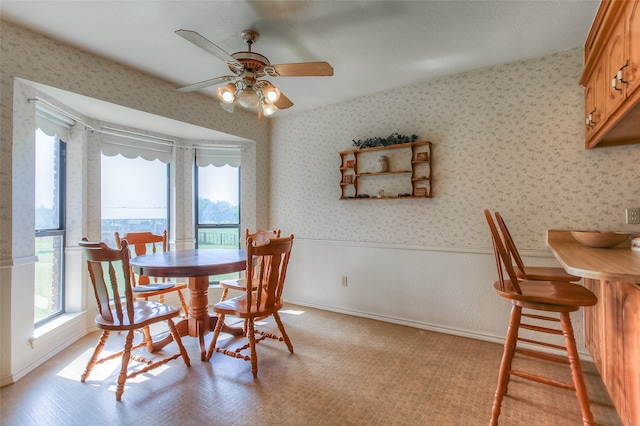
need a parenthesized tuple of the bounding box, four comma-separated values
(56, 347, 118, 382)
(280, 309, 305, 315)
(56, 345, 173, 386)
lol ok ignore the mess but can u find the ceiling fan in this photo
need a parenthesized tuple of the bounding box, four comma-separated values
(175, 29, 334, 117)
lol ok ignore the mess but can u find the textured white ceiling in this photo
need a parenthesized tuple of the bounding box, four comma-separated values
(1, 0, 599, 128)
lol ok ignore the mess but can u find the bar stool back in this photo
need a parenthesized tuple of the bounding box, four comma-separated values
(494, 211, 580, 282)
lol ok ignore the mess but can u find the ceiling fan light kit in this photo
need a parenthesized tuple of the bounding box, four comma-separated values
(175, 29, 333, 117)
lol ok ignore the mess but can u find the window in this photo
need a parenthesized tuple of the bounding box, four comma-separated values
(194, 147, 241, 283)
(101, 154, 169, 248)
(34, 129, 66, 326)
(195, 163, 240, 250)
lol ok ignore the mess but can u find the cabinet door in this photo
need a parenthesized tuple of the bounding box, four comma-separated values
(606, 17, 627, 114)
(620, 282, 640, 426)
(627, 0, 640, 96)
(584, 59, 608, 139)
(583, 279, 605, 374)
(604, 280, 622, 407)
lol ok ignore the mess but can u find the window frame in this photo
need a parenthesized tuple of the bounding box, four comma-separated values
(34, 136, 67, 327)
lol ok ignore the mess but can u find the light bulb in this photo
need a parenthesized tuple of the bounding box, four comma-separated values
(217, 83, 236, 104)
(221, 91, 235, 103)
(265, 87, 280, 102)
(237, 89, 260, 108)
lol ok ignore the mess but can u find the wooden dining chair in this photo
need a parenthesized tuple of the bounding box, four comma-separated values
(115, 230, 190, 316)
(79, 238, 190, 401)
(217, 229, 281, 302)
(494, 211, 580, 282)
(484, 210, 597, 425)
(206, 234, 294, 378)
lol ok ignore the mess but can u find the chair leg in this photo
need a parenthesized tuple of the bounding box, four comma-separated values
(115, 330, 135, 402)
(142, 326, 154, 352)
(247, 319, 258, 378)
(167, 318, 190, 367)
(205, 314, 225, 361)
(177, 290, 189, 317)
(560, 312, 594, 426)
(219, 288, 229, 302)
(81, 330, 110, 383)
(490, 305, 522, 426)
(273, 312, 294, 353)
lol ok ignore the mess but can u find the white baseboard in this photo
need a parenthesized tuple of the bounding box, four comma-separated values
(284, 298, 594, 362)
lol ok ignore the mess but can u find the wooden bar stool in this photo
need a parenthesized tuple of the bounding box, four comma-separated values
(484, 210, 597, 425)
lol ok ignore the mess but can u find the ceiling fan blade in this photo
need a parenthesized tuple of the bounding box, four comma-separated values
(176, 75, 235, 93)
(175, 29, 240, 66)
(270, 62, 334, 77)
(274, 92, 294, 109)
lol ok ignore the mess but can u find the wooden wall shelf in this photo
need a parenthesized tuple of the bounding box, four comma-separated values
(339, 141, 432, 200)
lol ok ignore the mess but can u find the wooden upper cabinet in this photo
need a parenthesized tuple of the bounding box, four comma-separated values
(580, 0, 640, 148)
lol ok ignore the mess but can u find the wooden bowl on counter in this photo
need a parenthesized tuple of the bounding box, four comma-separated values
(570, 231, 630, 248)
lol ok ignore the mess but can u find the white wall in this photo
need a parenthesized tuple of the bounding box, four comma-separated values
(270, 49, 640, 353)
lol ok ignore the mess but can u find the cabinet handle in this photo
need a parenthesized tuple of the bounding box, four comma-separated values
(618, 61, 629, 84)
(612, 61, 629, 91)
(612, 76, 622, 91)
(586, 110, 597, 127)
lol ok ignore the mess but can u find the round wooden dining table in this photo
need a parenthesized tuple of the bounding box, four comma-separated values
(130, 249, 246, 361)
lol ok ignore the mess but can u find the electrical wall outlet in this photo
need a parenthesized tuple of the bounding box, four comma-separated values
(626, 207, 640, 224)
(341, 275, 348, 287)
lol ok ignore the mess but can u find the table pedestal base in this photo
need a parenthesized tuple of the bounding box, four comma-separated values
(150, 276, 243, 360)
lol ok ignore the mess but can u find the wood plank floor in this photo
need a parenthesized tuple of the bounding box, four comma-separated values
(0, 304, 621, 425)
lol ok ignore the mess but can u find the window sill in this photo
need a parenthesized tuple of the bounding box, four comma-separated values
(30, 311, 87, 348)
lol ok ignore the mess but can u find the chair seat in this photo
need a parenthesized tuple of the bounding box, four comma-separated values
(132, 282, 177, 292)
(515, 266, 580, 282)
(95, 300, 181, 330)
(214, 293, 283, 318)
(494, 280, 597, 309)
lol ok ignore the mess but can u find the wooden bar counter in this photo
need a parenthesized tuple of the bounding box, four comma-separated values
(547, 230, 640, 426)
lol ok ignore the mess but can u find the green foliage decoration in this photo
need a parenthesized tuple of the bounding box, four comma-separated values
(352, 133, 419, 149)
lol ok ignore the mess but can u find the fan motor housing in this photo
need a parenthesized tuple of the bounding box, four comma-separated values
(231, 51, 270, 73)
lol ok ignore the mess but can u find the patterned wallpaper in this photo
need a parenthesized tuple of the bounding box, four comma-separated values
(270, 48, 640, 250)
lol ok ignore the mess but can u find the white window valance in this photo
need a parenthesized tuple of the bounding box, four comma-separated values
(100, 130, 174, 164)
(195, 146, 241, 167)
(36, 103, 74, 141)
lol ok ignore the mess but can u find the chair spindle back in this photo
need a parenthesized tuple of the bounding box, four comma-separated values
(80, 238, 134, 325)
(494, 212, 527, 275)
(115, 230, 167, 285)
(483, 210, 522, 294)
(245, 235, 294, 311)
